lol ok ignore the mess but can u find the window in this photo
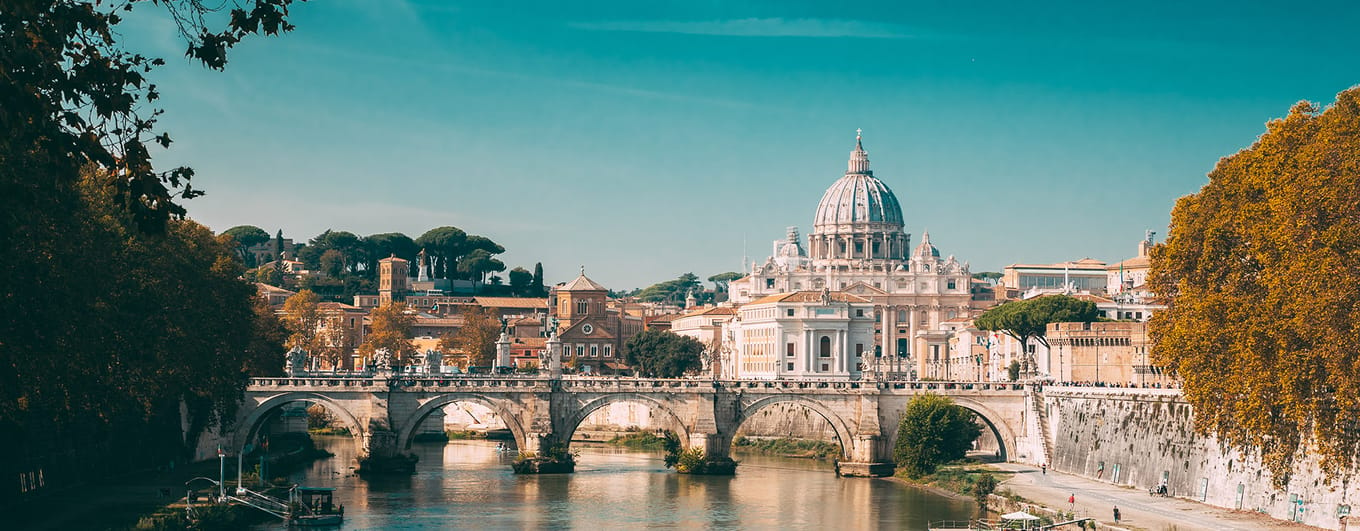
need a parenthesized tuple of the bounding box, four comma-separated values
(897, 310, 907, 321)
(604, 345, 612, 358)
(786, 363, 794, 371)
(821, 363, 829, 371)
(947, 280, 957, 290)
(787, 342, 795, 357)
(856, 309, 864, 317)
(766, 278, 775, 289)
(819, 336, 832, 357)
(855, 241, 864, 255)
(590, 345, 598, 357)
(786, 308, 794, 317)
(576, 345, 585, 357)
(577, 300, 588, 314)
(855, 344, 864, 357)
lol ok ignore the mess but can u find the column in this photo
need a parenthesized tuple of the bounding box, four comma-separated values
(907, 307, 918, 376)
(879, 306, 892, 374)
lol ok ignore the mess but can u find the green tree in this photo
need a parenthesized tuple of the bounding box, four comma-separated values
(298, 230, 364, 275)
(1149, 89, 1360, 486)
(244, 296, 287, 376)
(508, 267, 533, 296)
(636, 273, 702, 303)
(363, 232, 417, 277)
(624, 329, 705, 378)
(458, 248, 506, 284)
(274, 229, 285, 260)
(972, 472, 998, 514)
(893, 394, 982, 477)
(707, 272, 743, 292)
(416, 226, 468, 279)
(1007, 360, 1021, 382)
(531, 262, 546, 296)
(453, 306, 500, 367)
(971, 272, 1002, 282)
(974, 295, 1100, 374)
(319, 249, 346, 278)
(358, 302, 415, 365)
(222, 225, 270, 267)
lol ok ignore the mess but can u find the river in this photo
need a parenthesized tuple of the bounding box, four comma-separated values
(253, 435, 976, 529)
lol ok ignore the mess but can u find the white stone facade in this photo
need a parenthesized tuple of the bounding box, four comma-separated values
(729, 131, 976, 377)
(721, 291, 875, 380)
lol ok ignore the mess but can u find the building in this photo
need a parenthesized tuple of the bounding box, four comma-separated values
(722, 290, 874, 380)
(669, 306, 737, 377)
(256, 283, 297, 307)
(377, 255, 410, 306)
(548, 270, 644, 374)
(316, 302, 367, 370)
(244, 235, 295, 267)
(1002, 258, 1109, 295)
(1107, 232, 1156, 297)
(727, 131, 979, 378)
(1047, 321, 1174, 387)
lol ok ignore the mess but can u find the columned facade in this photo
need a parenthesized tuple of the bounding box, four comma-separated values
(729, 131, 975, 377)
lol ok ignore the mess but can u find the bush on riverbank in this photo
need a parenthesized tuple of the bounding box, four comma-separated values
(893, 394, 982, 477)
(607, 431, 670, 450)
(732, 436, 840, 460)
(446, 430, 487, 440)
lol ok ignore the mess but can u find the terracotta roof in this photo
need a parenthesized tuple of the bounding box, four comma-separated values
(255, 283, 296, 295)
(681, 306, 737, 318)
(474, 297, 548, 309)
(746, 291, 870, 305)
(512, 316, 542, 325)
(1106, 256, 1151, 270)
(512, 337, 547, 347)
(317, 302, 364, 311)
(558, 273, 608, 292)
(648, 313, 682, 323)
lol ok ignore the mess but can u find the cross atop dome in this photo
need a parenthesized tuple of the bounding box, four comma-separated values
(848, 129, 870, 174)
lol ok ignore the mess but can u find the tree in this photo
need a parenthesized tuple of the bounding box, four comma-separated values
(274, 229, 285, 260)
(358, 302, 415, 365)
(458, 248, 505, 284)
(508, 267, 532, 295)
(636, 273, 702, 303)
(244, 296, 287, 376)
(416, 226, 467, 279)
(893, 394, 982, 477)
(1149, 88, 1360, 487)
(1007, 360, 1021, 382)
(972, 472, 998, 514)
(531, 262, 546, 297)
(223, 225, 270, 267)
(281, 290, 324, 355)
(453, 306, 500, 367)
(974, 295, 1100, 374)
(624, 330, 705, 378)
(971, 271, 1002, 283)
(707, 272, 743, 292)
(319, 249, 346, 278)
(363, 232, 417, 277)
(298, 230, 364, 275)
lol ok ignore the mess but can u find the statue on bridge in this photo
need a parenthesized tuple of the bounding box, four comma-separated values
(285, 346, 308, 377)
(421, 348, 442, 375)
(374, 348, 393, 373)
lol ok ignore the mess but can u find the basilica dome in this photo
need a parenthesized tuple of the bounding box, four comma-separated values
(812, 132, 904, 230)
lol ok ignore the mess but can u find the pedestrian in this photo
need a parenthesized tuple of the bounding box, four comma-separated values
(1041, 463, 1047, 475)
(1113, 505, 1121, 523)
(1069, 493, 1076, 512)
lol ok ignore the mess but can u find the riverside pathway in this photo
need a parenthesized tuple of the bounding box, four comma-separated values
(992, 463, 1319, 530)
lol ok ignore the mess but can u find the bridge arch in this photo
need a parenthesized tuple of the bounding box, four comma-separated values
(560, 393, 692, 448)
(235, 392, 365, 453)
(396, 394, 528, 452)
(736, 395, 855, 460)
(885, 397, 1016, 462)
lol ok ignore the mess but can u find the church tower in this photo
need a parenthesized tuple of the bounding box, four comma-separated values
(378, 255, 410, 306)
(554, 267, 608, 330)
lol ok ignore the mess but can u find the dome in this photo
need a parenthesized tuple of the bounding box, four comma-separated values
(914, 230, 940, 258)
(812, 132, 904, 229)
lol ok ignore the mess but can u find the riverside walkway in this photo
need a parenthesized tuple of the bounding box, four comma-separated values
(993, 463, 1318, 531)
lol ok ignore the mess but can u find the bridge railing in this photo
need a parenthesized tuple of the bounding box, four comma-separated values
(247, 375, 1029, 392)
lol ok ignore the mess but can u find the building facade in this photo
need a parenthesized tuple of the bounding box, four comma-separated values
(1046, 321, 1174, 386)
(721, 290, 875, 380)
(727, 131, 978, 378)
(548, 270, 644, 374)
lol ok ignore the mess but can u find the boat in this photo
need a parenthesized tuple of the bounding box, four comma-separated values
(288, 486, 344, 527)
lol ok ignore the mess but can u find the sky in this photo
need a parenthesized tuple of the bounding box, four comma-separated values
(122, 0, 1360, 290)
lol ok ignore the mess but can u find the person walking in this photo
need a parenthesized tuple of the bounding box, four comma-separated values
(1068, 493, 1076, 512)
(1113, 505, 1121, 523)
(1041, 464, 1047, 475)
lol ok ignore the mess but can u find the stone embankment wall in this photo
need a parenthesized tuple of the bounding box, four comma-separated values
(1044, 387, 1357, 530)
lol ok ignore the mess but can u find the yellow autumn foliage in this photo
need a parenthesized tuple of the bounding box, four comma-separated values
(1149, 86, 1360, 487)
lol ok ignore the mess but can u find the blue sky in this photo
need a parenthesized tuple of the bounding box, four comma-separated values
(126, 1, 1360, 289)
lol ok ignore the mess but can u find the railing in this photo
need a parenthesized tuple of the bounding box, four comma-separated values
(248, 375, 1029, 393)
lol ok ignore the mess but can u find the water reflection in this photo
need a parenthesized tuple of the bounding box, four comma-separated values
(254, 436, 974, 529)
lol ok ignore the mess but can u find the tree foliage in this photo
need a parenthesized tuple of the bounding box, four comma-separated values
(636, 273, 701, 303)
(358, 303, 415, 365)
(893, 394, 982, 477)
(707, 272, 743, 291)
(452, 306, 500, 367)
(974, 295, 1100, 349)
(1149, 88, 1360, 486)
(281, 290, 323, 355)
(508, 267, 532, 296)
(624, 330, 704, 378)
(531, 262, 546, 296)
(222, 225, 270, 266)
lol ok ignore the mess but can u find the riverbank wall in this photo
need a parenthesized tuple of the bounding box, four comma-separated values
(1042, 387, 1357, 530)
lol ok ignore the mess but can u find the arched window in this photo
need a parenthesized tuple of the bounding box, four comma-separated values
(819, 336, 832, 358)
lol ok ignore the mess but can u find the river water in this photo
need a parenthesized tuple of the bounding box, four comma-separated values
(254, 435, 975, 529)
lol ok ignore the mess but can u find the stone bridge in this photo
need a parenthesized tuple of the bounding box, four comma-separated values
(233, 376, 1041, 476)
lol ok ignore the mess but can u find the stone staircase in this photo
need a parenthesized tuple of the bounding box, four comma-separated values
(1028, 386, 1053, 465)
